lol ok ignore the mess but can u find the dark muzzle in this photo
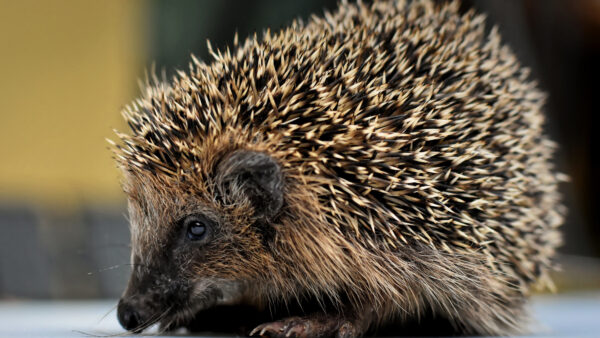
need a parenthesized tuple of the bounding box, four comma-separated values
(117, 297, 151, 332)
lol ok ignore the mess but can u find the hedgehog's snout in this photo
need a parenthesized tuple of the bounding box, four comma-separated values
(117, 284, 167, 332)
(117, 263, 176, 332)
(117, 298, 146, 332)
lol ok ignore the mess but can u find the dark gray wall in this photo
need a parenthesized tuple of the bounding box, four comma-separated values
(0, 206, 130, 299)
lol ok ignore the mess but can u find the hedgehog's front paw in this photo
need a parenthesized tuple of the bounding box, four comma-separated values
(250, 315, 359, 338)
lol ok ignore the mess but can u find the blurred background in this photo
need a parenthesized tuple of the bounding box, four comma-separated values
(0, 0, 598, 300)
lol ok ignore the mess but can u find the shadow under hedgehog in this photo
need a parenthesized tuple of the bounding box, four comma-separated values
(112, 0, 565, 336)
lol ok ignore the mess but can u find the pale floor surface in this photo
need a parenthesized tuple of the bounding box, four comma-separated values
(0, 292, 598, 337)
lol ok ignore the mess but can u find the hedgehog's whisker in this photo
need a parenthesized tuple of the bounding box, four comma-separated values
(97, 303, 119, 324)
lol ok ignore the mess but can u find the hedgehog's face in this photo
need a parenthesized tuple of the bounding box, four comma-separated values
(117, 150, 283, 332)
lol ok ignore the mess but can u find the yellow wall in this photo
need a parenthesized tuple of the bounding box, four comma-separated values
(0, 0, 146, 207)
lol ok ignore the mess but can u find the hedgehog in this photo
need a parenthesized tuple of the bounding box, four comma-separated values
(112, 0, 565, 337)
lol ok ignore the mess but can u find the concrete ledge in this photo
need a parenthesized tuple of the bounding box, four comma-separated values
(0, 292, 598, 337)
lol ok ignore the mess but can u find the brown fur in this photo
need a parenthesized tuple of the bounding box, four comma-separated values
(113, 0, 564, 336)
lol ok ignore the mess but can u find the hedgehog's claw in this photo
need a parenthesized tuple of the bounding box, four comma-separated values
(250, 319, 287, 337)
(250, 315, 357, 338)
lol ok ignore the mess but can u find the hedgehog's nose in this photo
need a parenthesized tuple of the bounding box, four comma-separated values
(117, 299, 143, 332)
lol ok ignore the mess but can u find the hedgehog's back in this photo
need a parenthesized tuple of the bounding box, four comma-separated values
(118, 0, 563, 292)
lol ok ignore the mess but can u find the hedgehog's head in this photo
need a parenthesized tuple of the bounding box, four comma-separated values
(116, 148, 284, 332)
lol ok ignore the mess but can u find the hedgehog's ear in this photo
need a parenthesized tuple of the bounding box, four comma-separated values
(216, 150, 283, 220)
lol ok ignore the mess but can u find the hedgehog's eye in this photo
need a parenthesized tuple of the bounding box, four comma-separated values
(183, 216, 209, 241)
